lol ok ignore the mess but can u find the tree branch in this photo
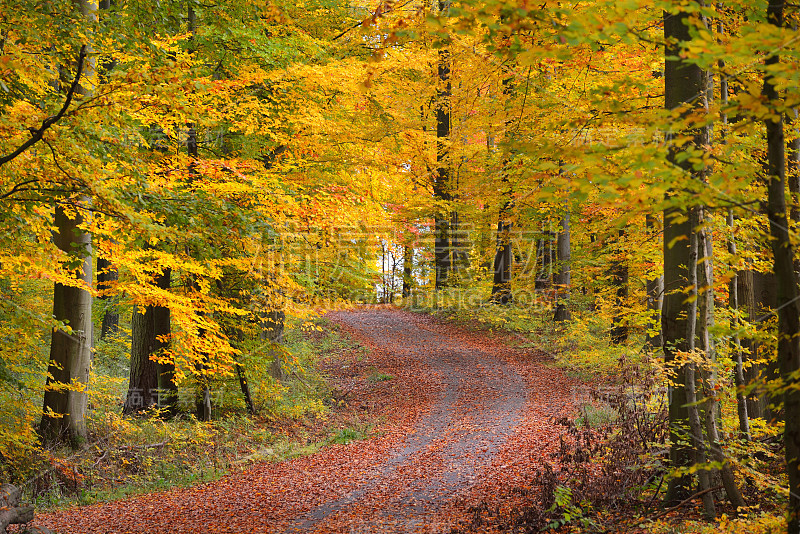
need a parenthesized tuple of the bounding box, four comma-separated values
(649, 485, 723, 522)
(0, 45, 88, 167)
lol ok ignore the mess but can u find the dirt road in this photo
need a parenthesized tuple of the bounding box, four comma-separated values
(39, 308, 575, 533)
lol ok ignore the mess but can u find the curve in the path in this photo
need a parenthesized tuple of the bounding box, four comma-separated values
(282, 309, 527, 533)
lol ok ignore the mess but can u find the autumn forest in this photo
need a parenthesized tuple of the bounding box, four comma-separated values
(1, 0, 800, 532)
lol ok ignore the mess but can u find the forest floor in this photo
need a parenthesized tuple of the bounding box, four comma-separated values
(35, 307, 580, 533)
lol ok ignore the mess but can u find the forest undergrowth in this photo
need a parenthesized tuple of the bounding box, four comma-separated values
(5, 317, 377, 512)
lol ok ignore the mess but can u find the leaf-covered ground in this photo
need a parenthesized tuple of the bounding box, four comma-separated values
(37, 308, 577, 533)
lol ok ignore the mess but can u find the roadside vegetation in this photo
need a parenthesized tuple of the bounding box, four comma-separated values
(6, 318, 376, 511)
(419, 288, 786, 533)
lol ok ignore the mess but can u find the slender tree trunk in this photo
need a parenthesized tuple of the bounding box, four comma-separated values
(402, 245, 413, 298)
(450, 204, 467, 282)
(663, 0, 705, 502)
(645, 214, 663, 348)
(184, 0, 211, 422)
(685, 208, 716, 518)
(39, 0, 97, 448)
(717, 18, 750, 440)
(727, 210, 750, 439)
(697, 208, 746, 509)
(535, 229, 554, 289)
(264, 308, 286, 381)
(491, 69, 515, 303)
(762, 2, 800, 527)
(94, 0, 118, 342)
(235, 360, 255, 415)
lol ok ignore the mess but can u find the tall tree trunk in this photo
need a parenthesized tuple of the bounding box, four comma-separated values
(94, 0, 118, 342)
(727, 210, 750, 439)
(39, 0, 97, 448)
(698, 208, 746, 509)
(610, 229, 629, 343)
(685, 207, 716, 518)
(762, 1, 800, 527)
(40, 204, 94, 446)
(184, 0, 211, 422)
(433, 0, 452, 289)
(663, 0, 705, 502)
(717, 17, 750, 439)
(491, 68, 515, 304)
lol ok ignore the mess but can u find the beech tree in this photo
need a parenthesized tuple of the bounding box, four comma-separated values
(761, 0, 800, 527)
(39, 0, 97, 447)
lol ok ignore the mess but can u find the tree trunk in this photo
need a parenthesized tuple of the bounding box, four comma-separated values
(97, 256, 119, 339)
(402, 245, 413, 298)
(663, 0, 705, 502)
(737, 270, 779, 420)
(152, 268, 175, 416)
(685, 207, 716, 518)
(40, 204, 94, 447)
(124, 268, 172, 416)
(553, 210, 570, 321)
(535, 229, 554, 289)
(697, 208, 746, 510)
(264, 308, 286, 381)
(716, 17, 749, 439)
(762, 2, 800, 527)
(645, 214, 663, 348)
(727, 210, 750, 439)
(185, 1, 211, 422)
(40, 0, 98, 449)
(788, 106, 800, 227)
(124, 304, 159, 414)
(235, 360, 255, 415)
(610, 229, 628, 343)
(491, 199, 513, 304)
(434, 28, 452, 290)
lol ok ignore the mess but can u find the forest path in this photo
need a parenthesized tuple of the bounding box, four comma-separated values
(38, 308, 576, 534)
